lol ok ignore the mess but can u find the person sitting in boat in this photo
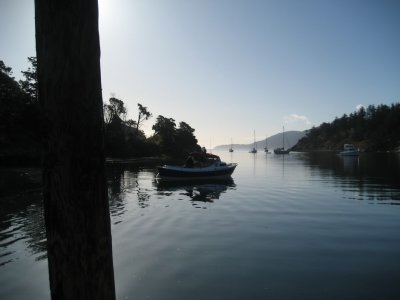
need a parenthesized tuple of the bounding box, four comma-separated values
(184, 155, 194, 168)
(199, 153, 207, 167)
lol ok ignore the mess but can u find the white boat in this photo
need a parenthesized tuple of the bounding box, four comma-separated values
(274, 126, 290, 154)
(340, 144, 360, 156)
(249, 130, 257, 153)
(157, 152, 237, 179)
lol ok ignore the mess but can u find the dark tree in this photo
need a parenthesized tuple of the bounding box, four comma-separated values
(0, 60, 41, 164)
(0, 60, 13, 76)
(135, 103, 152, 135)
(125, 118, 137, 128)
(35, 0, 116, 299)
(0, 61, 23, 148)
(152, 115, 176, 137)
(151, 116, 201, 157)
(103, 97, 127, 157)
(19, 56, 38, 103)
(152, 115, 177, 154)
(175, 121, 200, 155)
(104, 97, 126, 125)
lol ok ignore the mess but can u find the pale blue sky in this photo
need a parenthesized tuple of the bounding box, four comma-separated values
(1, 0, 399, 147)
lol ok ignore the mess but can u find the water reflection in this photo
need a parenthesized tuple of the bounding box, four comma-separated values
(341, 155, 360, 172)
(155, 178, 236, 206)
(0, 168, 45, 264)
(299, 152, 400, 204)
(106, 164, 237, 213)
(300, 152, 400, 182)
(106, 164, 157, 221)
(0, 191, 46, 266)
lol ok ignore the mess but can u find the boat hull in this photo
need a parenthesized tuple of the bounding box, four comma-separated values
(274, 148, 290, 154)
(157, 164, 237, 179)
(340, 150, 359, 156)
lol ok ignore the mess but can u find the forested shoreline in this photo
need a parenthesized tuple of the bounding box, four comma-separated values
(292, 103, 400, 152)
(0, 58, 201, 166)
(2, 58, 399, 166)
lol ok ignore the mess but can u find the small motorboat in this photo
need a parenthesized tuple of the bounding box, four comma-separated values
(157, 152, 237, 179)
(340, 144, 360, 156)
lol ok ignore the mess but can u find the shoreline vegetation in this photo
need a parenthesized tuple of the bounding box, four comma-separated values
(1, 58, 202, 167)
(1, 58, 399, 167)
(106, 155, 185, 166)
(3, 149, 399, 201)
(291, 103, 400, 153)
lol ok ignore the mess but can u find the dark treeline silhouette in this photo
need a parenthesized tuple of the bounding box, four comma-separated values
(0, 58, 42, 165)
(1, 58, 201, 165)
(293, 103, 400, 152)
(103, 97, 154, 157)
(151, 116, 201, 157)
(103, 97, 201, 158)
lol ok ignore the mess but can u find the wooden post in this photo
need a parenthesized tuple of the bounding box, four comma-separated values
(35, 0, 116, 299)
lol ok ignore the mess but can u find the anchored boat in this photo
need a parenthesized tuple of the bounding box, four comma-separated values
(157, 152, 237, 179)
(339, 144, 360, 156)
(274, 126, 290, 155)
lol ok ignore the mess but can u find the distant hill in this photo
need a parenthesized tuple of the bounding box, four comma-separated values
(214, 131, 306, 151)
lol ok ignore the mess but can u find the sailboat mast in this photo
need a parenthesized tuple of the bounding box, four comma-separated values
(254, 130, 256, 149)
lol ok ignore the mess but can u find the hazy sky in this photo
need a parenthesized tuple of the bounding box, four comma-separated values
(1, 0, 399, 147)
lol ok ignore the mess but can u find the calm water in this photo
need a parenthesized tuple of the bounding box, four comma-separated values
(1, 151, 400, 300)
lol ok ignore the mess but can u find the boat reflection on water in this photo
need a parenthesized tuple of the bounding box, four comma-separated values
(155, 178, 236, 204)
(341, 155, 360, 172)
